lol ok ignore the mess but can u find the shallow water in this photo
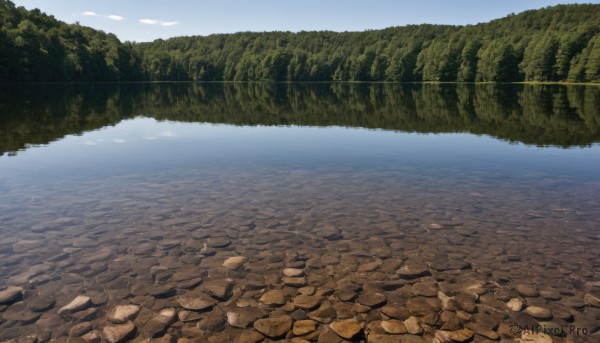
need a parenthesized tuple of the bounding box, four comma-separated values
(0, 83, 599, 342)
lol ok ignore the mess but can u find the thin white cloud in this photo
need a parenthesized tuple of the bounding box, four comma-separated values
(82, 11, 98, 17)
(106, 15, 124, 21)
(139, 18, 179, 27)
(142, 130, 179, 140)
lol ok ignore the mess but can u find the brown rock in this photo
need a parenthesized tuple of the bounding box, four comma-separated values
(584, 293, 600, 307)
(438, 291, 459, 311)
(380, 305, 410, 320)
(0, 286, 23, 304)
(26, 295, 55, 312)
(102, 321, 136, 343)
(447, 329, 474, 342)
(294, 319, 317, 335)
(223, 256, 248, 270)
(202, 279, 232, 300)
(233, 330, 264, 343)
(517, 285, 539, 297)
(177, 292, 218, 311)
(178, 310, 203, 322)
(524, 306, 552, 320)
(293, 295, 321, 310)
(82, 330, 102, 343)
(226, 307, 264, 328)
(330, 318, 362, 339)
(352, 303, 371, 313)
(398, 334, 427, 343)
(520, 332, 552, 343)
(206, 237, 231, 248)
(70, 322, 94, 337)
(403, 316, 422, 335)
(283, 268, 305, 277)
(148, 285, 176, 298)
(381, 320, 408, 334)
(253, 315, 292, 338)
(412, 283, 438, 297)
(314, 222, 342, 240)
(367, 333, 403, 343)
(308, 302, 337, 324)
(58, 295, 92, 314)
(107, 304, 141, 323)
(283, 276, 307, 287)
(298, 286, 316, 295)
(539, 289, 561, 301)
(398, 265, 430, 278)
(357, 292, 387, 307)
(144, 308, 177, 338)
(260, 290, 286, 306)
(334, 289, 356, 302)
(465, 322, 499, 340)
(473, 312, 498, 330)
(506, 298, 523, 311)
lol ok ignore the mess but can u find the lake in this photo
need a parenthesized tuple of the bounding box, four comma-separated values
(0, 83, 599, 341)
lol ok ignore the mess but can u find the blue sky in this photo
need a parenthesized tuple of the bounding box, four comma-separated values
(12, 0, 600, 42)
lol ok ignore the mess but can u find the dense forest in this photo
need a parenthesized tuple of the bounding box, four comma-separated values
(1, 0, 600, 83)
(1, 83, 599, 156)
(0, 0, 143, 82)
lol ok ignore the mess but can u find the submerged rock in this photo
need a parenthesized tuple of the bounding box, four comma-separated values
(293, 294, 321, 310)
(145, 308, 177, 338)
(107, 304, 141, 323)
(381, 319, 408, 334)
(357, 292, 387, 307)
(260, 290, 286, 306)
(223, 256, 248, 270)
(253, 315, 292, 338)
(226, 307, 264, 328)
(330, 318, 362, 339)
(58, 295, 92, 314)
(102, 321, 136, 343)
(293, 319, 317, 335)
(177, 292, 218, 311)
(506, 298, 523, 311)
(0, 286, 23, 304)
(524, 306, 552, 320)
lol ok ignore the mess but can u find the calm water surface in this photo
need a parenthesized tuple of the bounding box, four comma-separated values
(0, 83, 599, 341)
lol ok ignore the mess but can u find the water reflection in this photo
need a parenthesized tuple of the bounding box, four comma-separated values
(1, 83, 599, 156)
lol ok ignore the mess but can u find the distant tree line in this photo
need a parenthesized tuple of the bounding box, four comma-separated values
(1, 0, 599, 83)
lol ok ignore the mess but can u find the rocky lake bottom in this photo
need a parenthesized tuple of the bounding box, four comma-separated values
(0, 164, 599, 343)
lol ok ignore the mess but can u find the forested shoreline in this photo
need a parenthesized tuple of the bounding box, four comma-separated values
(1, 0, 599, 83)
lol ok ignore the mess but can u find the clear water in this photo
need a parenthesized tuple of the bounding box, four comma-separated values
(0, 83, 599, 341)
